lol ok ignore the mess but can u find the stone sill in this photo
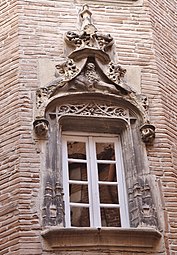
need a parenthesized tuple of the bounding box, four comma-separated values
(41, 227, 161, 251)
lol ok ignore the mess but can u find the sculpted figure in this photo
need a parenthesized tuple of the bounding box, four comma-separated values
(33, 119, 49, 137)
(69, 62, 121, 94)
(140, 124, 155, 143)
(96, 33, 114, 51)
(70, 62, 98, 91)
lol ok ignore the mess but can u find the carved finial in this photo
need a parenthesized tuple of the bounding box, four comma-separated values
(80, 5, 93, 30)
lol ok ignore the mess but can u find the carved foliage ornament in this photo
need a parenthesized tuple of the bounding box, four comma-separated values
(35, 5, 131, 112)
(57, 103, 129, 119)
(33, 5, 155, 144)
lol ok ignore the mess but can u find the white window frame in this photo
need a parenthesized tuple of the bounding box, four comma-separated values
(62, 132, 129, 228)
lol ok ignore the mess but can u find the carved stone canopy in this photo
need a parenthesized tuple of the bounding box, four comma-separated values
(34, 5, 155, 144)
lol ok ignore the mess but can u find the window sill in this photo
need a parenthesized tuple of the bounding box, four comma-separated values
(41, 227, 162, 252)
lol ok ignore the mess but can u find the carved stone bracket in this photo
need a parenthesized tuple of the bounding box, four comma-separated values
(140, 123, 155, 144)
(33, 119, 49, 137)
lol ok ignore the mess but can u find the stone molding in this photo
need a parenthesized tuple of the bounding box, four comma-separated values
(41, 227, 161, 252)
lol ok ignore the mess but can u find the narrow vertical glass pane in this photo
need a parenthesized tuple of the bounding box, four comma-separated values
(71, 207, 90, 227)
(101, 207, 121, 227)
(68, 163, 87, 181)
(67, 141, 86, 159)
(99, 185, 119, 204)
(96, 143, 115, 160)
(98, 163, 117, 182)
(70, 184, 89, 203)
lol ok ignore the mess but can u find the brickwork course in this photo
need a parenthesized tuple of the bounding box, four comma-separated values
(0, 0, 176, 254)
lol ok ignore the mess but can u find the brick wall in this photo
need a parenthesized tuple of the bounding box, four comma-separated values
(0, 1, 21, 254)
(148, 0, 177, 254)
(0, 0, 176, 254)
(0, 1, 42, 254)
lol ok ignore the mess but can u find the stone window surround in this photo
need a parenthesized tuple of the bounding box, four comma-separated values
(39, 93, 161, 251)
(42, 93, 158, 228)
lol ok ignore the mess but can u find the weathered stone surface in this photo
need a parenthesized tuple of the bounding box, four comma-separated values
(1, 0, 177, 255)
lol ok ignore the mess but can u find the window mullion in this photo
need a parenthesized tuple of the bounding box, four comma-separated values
(85, 137, 94, 227)
(89, 136, 101, 228)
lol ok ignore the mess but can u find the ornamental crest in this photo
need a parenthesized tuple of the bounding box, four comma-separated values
(36, 5, 133, 112)
(34, 5, 155, 144)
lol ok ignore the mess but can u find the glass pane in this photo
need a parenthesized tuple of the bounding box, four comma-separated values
(96, 142, 115, 160)
(99, 185, 119, 204)
(70, 184, 89, 203)
(101, 207, 121, 227)
(69, 162, 87, 181)
(67, 141, 86, 159)
(98, 163, 117, 182)
(71, 207, 90, 227)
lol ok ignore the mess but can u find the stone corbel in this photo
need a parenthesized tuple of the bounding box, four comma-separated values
(33, 119, 49, 137)
(140, 123, 155, 144)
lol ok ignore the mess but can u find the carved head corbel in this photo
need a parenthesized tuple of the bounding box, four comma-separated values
(33, 119, 49, 137)
(140, 123, 155, 144)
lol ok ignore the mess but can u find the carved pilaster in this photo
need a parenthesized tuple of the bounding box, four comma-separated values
(55, 182, 64, 225)
(43, 181, 64, 226)
(128, 179, 158, 228)
(43, 182, 53, 226)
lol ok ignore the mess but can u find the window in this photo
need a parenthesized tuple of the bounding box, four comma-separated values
(62, 132, 129, 228)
